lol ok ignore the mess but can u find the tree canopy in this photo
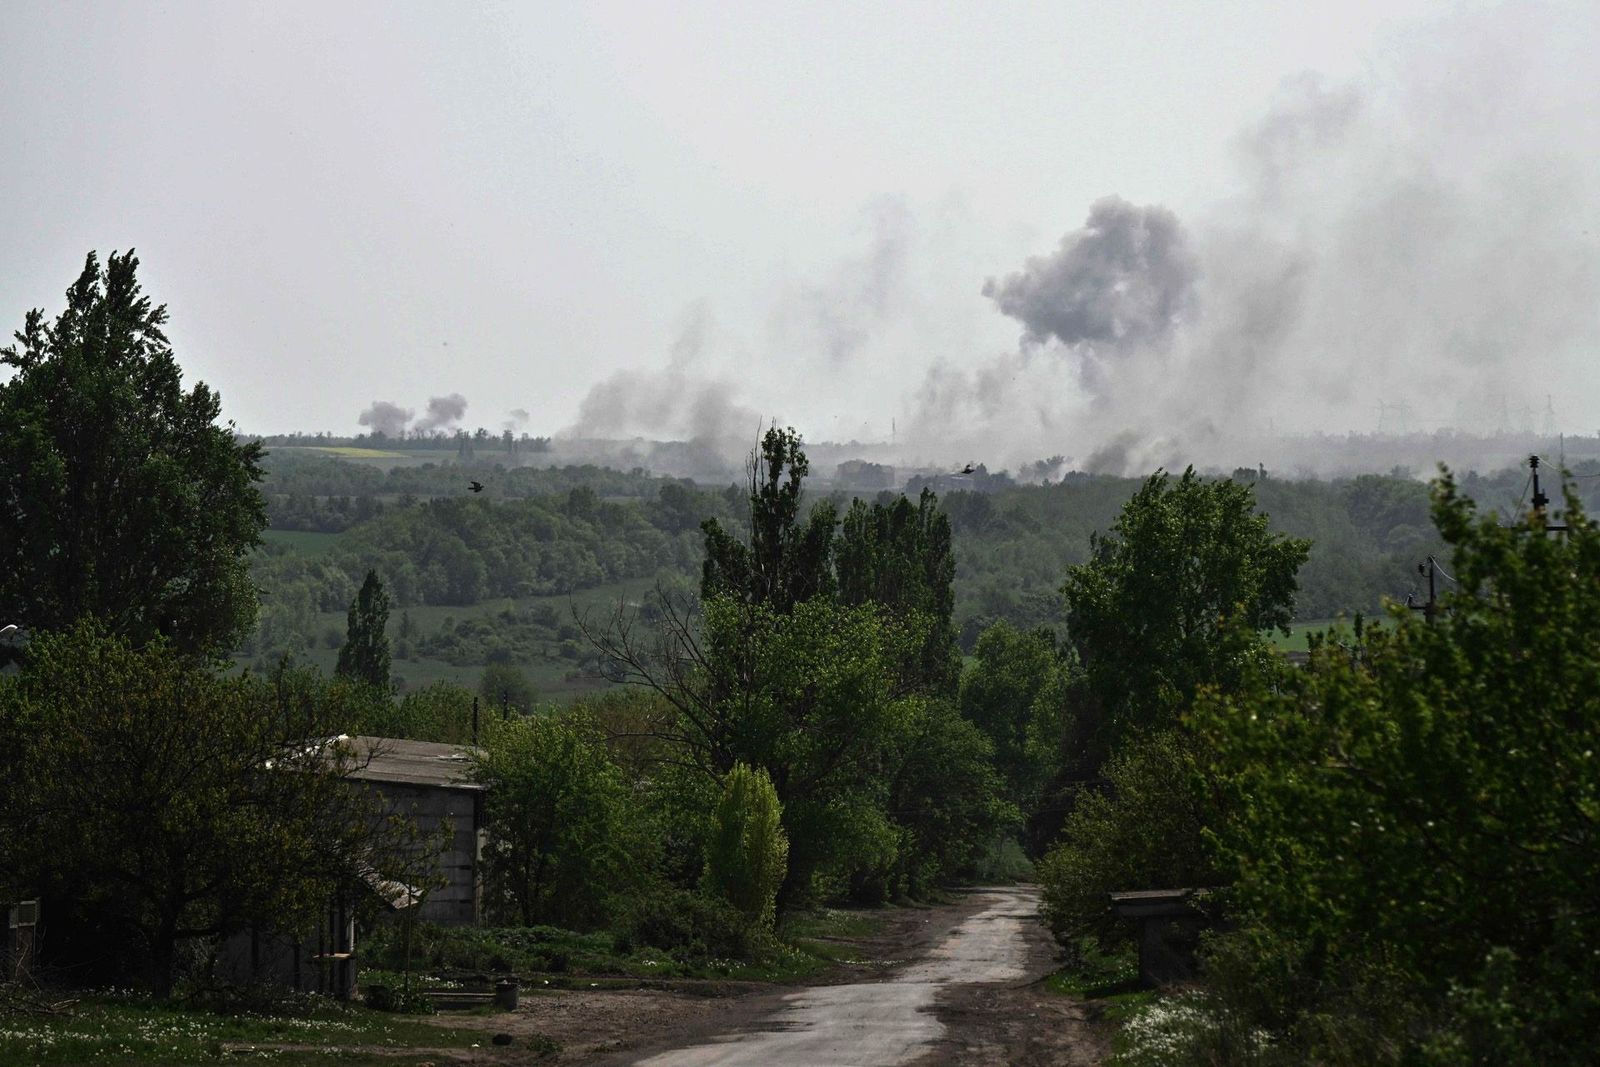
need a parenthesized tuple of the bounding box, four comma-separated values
(336, 569, 393, 690)
(1193, 472, 1600, 1061)
(0, 623, 396, 994)
(1061, 467, 1310, 738)
(0, 251, 266, 658)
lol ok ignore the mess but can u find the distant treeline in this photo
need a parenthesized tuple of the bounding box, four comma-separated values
(250, 453, 1581, 672)
(261, 450, 703, 531)
(246, 429, 553, 451)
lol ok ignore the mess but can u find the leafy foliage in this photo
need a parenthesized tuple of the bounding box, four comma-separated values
(701, 426, 837, 612)
(471, 713, 632, 928)
(1191, 473, 1600, 1062)
(836, 489, 959, 693)
(1037, 730, 1216, 948)
(336, 570, 392, 690)
(1062, 467, 1309, 740)
(701, 763, 788, 928)
(0, 624, 397, 994)
(0, 251, 265, 658)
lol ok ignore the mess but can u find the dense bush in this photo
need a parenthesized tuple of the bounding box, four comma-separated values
(614, 888, 760, 962)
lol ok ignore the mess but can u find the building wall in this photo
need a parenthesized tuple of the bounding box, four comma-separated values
(370, 781, 482, 925)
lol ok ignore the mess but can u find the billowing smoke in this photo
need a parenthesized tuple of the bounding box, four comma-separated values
(982, 197, 1196, 357)
(415, 393, 468, 433)
(900, 7, 1600, 476)
(357, 400, 414, 437)
(504, 408, 531, 432)
(565, 304, 764, 445)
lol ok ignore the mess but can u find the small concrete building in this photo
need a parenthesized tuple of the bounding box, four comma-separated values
(218, 735, 487, 997)
(344, 736, 487, 926)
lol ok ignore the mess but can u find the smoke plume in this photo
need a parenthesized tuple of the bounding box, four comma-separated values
(415, 393, 469, 433)
(564, 304, 764, 446)
(982, 197, 1196, 357)
(901, 7, 1600, 476)
(357, 400, 414, 437)
(769, 196, 913, 364)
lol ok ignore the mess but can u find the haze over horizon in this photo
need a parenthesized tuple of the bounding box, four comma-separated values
(5, 1, 1599, 474)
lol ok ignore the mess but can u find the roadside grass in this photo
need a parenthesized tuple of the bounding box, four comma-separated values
(778, 908, 883, 965)
(360, 906, 898, 991)
(0, 993, 486, 1066)
(1043, 936, 1147, 1001)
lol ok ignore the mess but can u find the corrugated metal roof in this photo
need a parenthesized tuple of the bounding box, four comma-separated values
(342, 735, 487, 792)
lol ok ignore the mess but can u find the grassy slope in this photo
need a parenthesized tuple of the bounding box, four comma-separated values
(244, 530, 654, 703)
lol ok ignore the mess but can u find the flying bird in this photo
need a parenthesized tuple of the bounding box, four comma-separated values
(469, 481, 485, 493)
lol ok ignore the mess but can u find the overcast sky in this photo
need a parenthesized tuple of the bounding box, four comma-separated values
(4, 1, 1598, 463)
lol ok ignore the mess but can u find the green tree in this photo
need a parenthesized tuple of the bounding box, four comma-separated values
(479, 663, 538, 717)
(1193, 473, 1600, 1062)
(0, 251, 266, 659)
(1036, 730, 1215, 949)
(836, 490, 959, 694)
(337, 569, 392, 690)
(959, 622, 1067, 806)
(702, 762, 788, 928)
(471, 713, 630, 928)
(1062, 467, 1309, 742)
(701, 426, 837, 612)
(0, 624, 397, 994)
(1036, 469, 1306, 956)
(883, 698, 1017, 895)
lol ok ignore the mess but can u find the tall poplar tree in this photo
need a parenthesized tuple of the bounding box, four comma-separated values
(336, 570, 392, 691)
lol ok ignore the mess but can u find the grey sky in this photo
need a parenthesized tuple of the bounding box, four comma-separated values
(4, 1, 1598, 465)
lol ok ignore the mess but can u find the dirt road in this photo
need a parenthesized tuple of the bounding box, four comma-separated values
(436, 886, 1105, 1065)
(622, 886, 1103, 1067)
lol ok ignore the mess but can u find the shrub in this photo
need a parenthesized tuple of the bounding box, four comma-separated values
(701, 763, 787, 929)
(616, 888, 758, 962)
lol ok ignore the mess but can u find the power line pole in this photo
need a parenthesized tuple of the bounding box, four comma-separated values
(1408, 556, 1439, 623)
(1529, 454, 1569, 533)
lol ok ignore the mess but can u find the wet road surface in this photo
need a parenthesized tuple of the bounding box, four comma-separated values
(630, 887, 1037, 1067)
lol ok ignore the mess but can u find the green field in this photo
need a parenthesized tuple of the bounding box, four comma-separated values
(241, 564, 658, 704)
(1266, 614, 1395, 651)
(261, 528, 343, 556)
(277, 445, 462, 469)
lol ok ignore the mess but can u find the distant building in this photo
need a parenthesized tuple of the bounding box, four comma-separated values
(833, 459, 895, 489)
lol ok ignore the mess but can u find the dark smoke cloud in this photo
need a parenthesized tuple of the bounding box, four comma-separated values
(505, 408, 531, 432)
(982, 196, 1197, 356)
(357, 400, 414, 436)
(415, 393, 468, 432)
(903, 9, 1600, 477)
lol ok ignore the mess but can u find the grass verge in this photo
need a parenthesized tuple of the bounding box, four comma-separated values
(0, 993, 491, 1066)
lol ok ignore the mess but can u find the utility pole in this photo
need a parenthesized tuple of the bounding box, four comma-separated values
(1528, 455, 1569, 533)
(1408, 557, 1439, 623)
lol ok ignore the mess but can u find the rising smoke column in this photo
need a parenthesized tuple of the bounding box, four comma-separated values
(415, 393, 469, 432)
(357, 400, 414, 436)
